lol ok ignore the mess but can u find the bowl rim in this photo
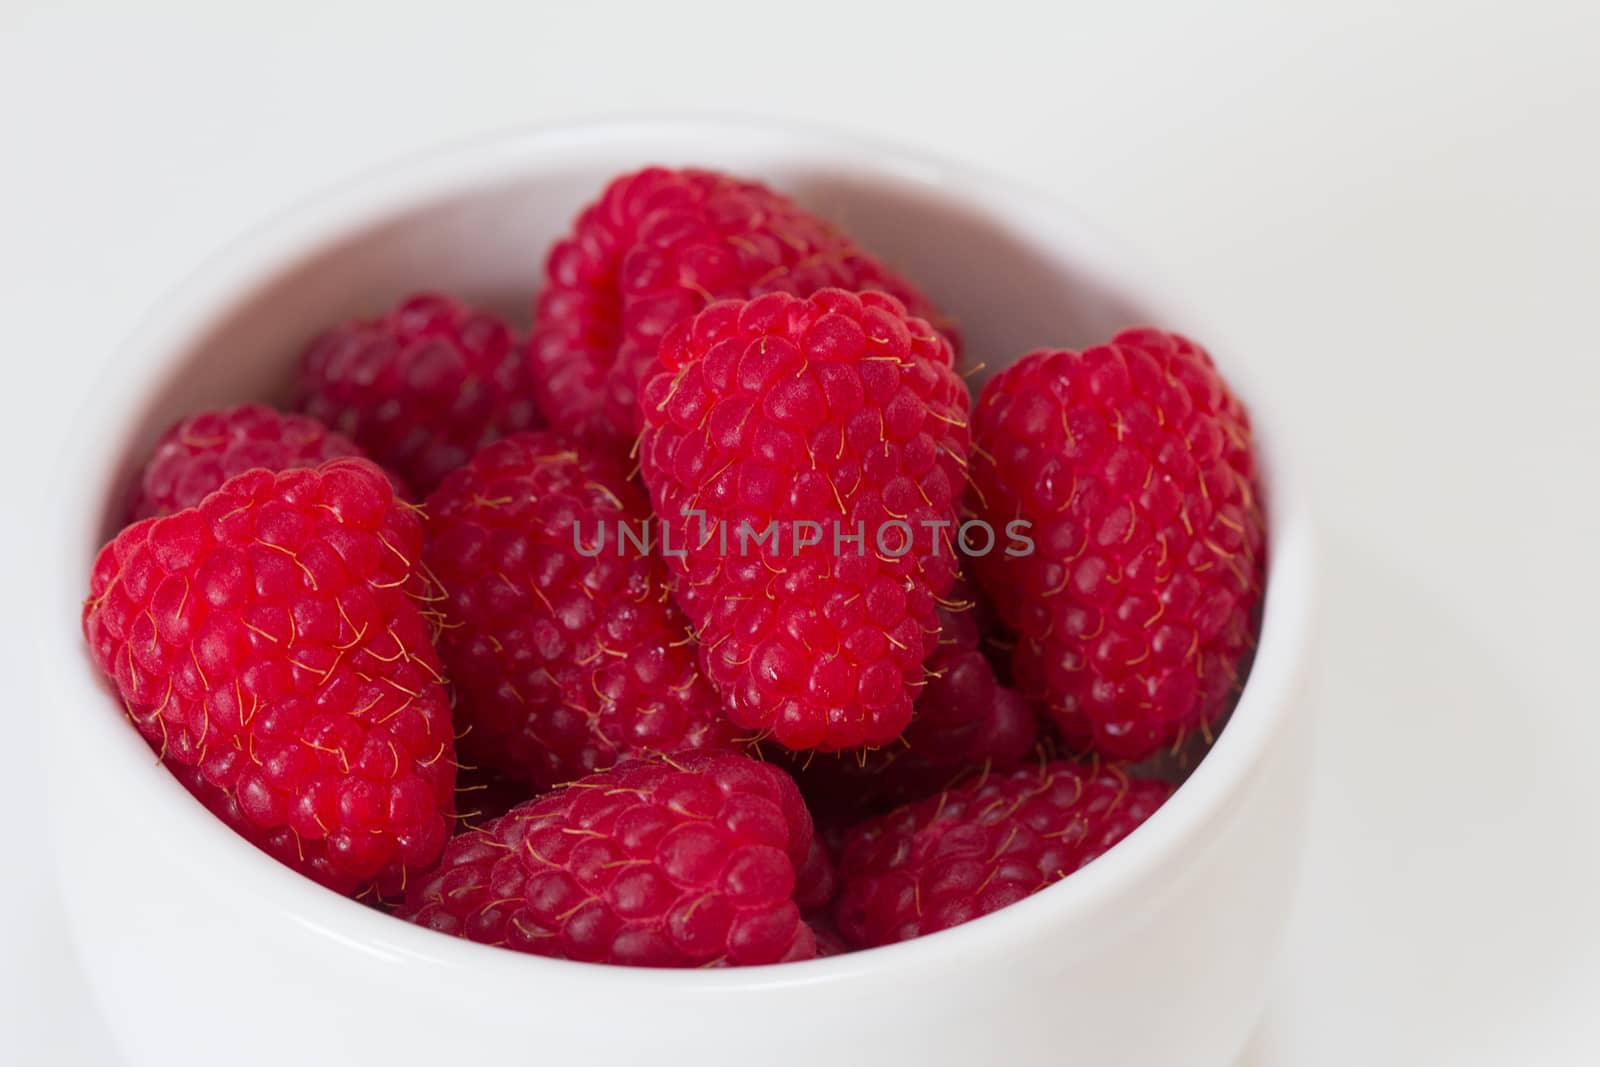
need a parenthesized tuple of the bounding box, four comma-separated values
(45, 114, 1316, 991)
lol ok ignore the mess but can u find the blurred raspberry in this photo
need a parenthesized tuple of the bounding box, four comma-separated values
(401, 752, 816, 966)
(794, 830, 838, 912)
(130, 403, 396, 521)
(808, 912, 850, 958)
(834, 761, 1172, 947)
(296, 292, 540, 494)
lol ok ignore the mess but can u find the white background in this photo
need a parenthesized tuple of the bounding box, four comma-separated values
(4, 1, 1598, 1063)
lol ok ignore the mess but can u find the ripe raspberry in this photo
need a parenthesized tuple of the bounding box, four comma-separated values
(834, 761, 1172, 947)
(82, 460, 456, 897)
(129, 403, 400, 521)
(532, 166, 954, 447)
(401, 752, 817, 966)
(794, 830, 838, 912)
(795, 582, 1038, 820)
(295, 292, 541, 495)
(638, 289, 971, 751)
(889, 582, 1038, 767)
(970, 330, 1265, 761)
(423, 431, 740, 791)
(808, 912, 850, 957)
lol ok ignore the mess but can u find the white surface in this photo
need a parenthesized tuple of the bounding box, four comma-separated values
(2, 2, 1596, 1064)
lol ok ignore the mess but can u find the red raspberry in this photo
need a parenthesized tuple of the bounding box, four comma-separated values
(638, 289, 971, 752)
(129, 403, 403, 522)
(295, 292, 541, 495)
(795, 582, 1039, 820)
(808, 913, 850, 957)
(531, 167, 953, 448)
(793, 830, 838, 912)
(423, 431, 740, 791)
(82, 459, 456, 897)
(834, 761, 1172, 947)
(888, 582, 1038, 767)
(970, 330, 1266, 761)
(401, 752, 817, 966)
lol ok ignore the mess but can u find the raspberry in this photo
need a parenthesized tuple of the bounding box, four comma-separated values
(795, 581, 1039, 820)
(401, 752, 817, 967)
(886, 582, 1038, 767)
(531, 167, 954, 447)
(423, 431, 740, 790)
(638, 289, 971, 752)
(82, 459, 456, 897)
(295, 292, 541, 495)
(129, 404, 391, 521)
(970, 330, 1266, 761)
(808, 913, 850, 957)
(834, 761, 1172, 947)
(794, 830, 838, 912)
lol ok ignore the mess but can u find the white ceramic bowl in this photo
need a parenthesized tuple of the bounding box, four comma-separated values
(44, 118, 1316, 1067)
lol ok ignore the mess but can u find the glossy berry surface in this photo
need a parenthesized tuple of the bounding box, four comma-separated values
(82, 460, 456, 896)
(638, 289, 971, 752)
(130, 403, 386, 521)
(401, 752, 817, 967)
(296, 292, 541, 495)
(971, 329, 1265, 760)
(423, 431, 739, 791)
(834, 761, 1172, 947)
(531, 166, 953, 447)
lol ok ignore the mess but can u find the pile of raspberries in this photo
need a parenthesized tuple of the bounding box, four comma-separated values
(83, 166, 1265, 967)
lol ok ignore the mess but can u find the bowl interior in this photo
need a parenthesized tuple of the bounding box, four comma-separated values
(60, 120, 1309, 984)
(95, 125, 1159, 542)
